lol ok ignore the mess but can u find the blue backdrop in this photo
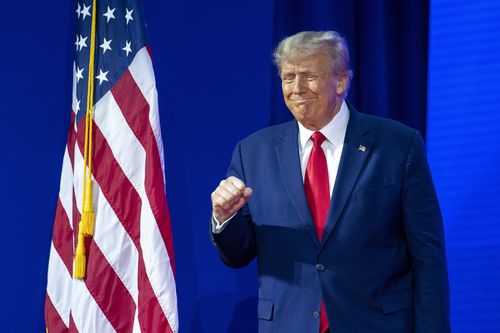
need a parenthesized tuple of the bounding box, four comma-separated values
(0, 0, 498, 332)
(427, 0, 500, 331)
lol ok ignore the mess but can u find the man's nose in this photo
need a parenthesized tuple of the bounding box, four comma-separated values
(293, 77, 306, 94)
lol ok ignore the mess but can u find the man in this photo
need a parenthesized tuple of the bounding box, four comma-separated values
(210, 31, 450, 333)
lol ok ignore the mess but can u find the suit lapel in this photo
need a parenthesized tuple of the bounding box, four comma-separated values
(275, 121, 320, 247)
(321, 109, 373, 247)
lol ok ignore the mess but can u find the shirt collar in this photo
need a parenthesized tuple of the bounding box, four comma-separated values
(298, 100, 350, 149)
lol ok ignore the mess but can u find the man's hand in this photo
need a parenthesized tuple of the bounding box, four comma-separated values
(211, 176, 253, 224)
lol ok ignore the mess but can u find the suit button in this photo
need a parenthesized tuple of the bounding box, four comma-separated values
(316, 264, 325, 271)
(313, 311, 320, 318)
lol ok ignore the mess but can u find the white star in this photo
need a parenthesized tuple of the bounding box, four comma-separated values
(75, 35, 80, 50)
(122, 40, 132, 56)
(74, 98, 81, 112)
(81, 4, 91, 20)
(76, 3, 81, 19)
(103, 6, 115, 23)
(100, 37, 112, 54)
(95, 68, 109, 85)
(125, 8, 134, 24)
(77, 35, 88, 51)
(75, 66, 84, 83)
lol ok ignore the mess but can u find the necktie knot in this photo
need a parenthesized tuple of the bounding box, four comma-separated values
(311, 131, 327, 147)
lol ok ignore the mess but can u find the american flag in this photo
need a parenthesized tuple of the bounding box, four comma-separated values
(45, 0, 178, 332)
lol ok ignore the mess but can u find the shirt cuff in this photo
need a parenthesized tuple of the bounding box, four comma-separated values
(211, 212, 236, 234)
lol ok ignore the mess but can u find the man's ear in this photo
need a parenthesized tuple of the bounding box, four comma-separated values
(336, 75, 348, 96)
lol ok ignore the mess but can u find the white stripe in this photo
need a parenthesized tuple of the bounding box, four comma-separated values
(132, 308, 141, 333)
(72, 62, 78, 116)
(128, 48, 166, 179)
(47, 243, 72, 328)
(59, 147, 74, 231)
(74, 139, 140, 303)
(70, 149, 116, 333)
(71, 150, 116, 332)
(73, 137, 84, 215)
(70, 278, 116, 333)
(93, 93, 145, 195)
(94, 87, 178, 331)
(129, 52, 178, 331)
(141, 204, 179, 331)
(93, 167, 140, 303)
(72, 62, 79, 133)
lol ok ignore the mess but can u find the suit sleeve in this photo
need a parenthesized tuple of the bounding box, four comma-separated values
(402, 131, 450, 333)
(210, 142, 257, 268)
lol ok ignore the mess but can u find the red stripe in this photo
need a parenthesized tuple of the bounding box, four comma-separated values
(68, 312, 79, 333)
(72, 120, 136, 333)
(71, 115, 81, 252)
(45, 293, 69, 333)
(85, 240, 136, 332)
(52, 198, 74, 275)
(72, 191, 136, 333)
(76, 118, 141, 243)
(76, 117, 172, 332)
(111, 69, 176, 274)
(138, 262, 173, 333)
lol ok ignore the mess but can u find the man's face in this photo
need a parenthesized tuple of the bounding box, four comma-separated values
(280, 53, 347, 130)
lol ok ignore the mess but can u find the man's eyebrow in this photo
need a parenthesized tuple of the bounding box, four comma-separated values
(299, 69, 322, 74)
(281, 69, 322, 75)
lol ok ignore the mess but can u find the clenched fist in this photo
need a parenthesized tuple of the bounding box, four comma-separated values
(211, 176, 253, 224)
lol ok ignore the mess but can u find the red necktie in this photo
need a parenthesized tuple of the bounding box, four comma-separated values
(304, 131, 330, 333)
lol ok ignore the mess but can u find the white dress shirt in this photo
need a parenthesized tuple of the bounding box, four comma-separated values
(213, 101, 350, 232)
(297, 100, 350, 197)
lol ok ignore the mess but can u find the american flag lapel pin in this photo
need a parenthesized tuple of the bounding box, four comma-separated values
(358, 144, 366, 152)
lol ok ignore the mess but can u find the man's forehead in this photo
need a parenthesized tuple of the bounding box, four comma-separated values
(280, 54, 330, 73)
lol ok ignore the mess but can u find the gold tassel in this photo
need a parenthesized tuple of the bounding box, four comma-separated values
(74, 232, 86, 279)
(80, 178, 95, 236)
(73, 0, 97, 280)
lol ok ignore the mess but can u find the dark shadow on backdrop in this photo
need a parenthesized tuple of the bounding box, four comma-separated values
(269, 0, 429, 138)
(191, 265, 257, 333)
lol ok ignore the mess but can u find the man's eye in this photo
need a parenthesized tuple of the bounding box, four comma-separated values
(306, 75, 318, 81)
(282, 77, 294, 83)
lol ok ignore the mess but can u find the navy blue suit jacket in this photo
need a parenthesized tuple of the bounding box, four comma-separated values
(211, 107, 450, 333)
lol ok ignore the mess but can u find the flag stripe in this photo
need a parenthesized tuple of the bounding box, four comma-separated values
(59, 148, 74, 232)
(128, 48, 165, 177)
(70, 278, 115, 333)
(46, 243, 72, 328)
(75, 106, 173, 332)
(137, 267, 174, 333)
(67, 112, 77, 170)
(52, 198, 74, 275)
(93, 69, 177, 330)
(69, 313, 79, 333)
(125, 55, 178, 321)
(45, 293, 69, 333)
(111, 67, 176, 274)
(72, 132, 137, 333)
(85, 240, 136, 333)
(92, 168, 140, 302)
(72, 189, 80, 252)
(110, 67, 178, 329)
(76, 118, 141, 244)
(72, 122, 141, 302)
